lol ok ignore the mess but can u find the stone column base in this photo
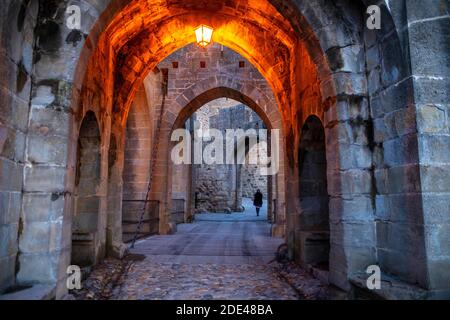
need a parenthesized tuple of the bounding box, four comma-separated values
(109, 241, 128, 259)
(160, 222, 177, 235)
(271, 224, 285, 238)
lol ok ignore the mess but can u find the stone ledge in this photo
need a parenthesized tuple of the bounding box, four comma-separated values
(0, 284, 55, 300)
(349, 272, 428, 300)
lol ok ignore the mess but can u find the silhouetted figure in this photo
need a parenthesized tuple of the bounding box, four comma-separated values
(253, 189, 263, 217)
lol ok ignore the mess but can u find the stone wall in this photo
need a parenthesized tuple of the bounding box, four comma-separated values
(241, 163, 268, 199)
(191, 100, 267, 213)
(0, 0, 39, 293)
(122, 72, 163, 241)
(405, 0, 450, 297)
(0, 0, 448, 299)
(156, 43, 280, 216)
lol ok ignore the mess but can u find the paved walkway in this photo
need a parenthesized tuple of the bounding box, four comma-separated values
(116, 201, 300, 300)
(195, 198, 269, 222)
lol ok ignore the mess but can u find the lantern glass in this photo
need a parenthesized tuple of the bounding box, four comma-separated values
(195, 25, 213, 47)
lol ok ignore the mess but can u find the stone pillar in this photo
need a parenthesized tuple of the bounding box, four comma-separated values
(16, 0, 106, 298)
(406, 0, 450, 298)
(0, 0, 39, 293)
(325, 96, 377, 291)
(106, 123, 127, 258)
(322, 68, 378, 290)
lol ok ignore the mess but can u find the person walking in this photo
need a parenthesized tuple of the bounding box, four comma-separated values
(253, 189, 263, 217)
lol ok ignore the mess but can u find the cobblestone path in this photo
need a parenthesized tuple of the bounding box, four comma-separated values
(72, 207, 330, 300)
(116, 262, 299, 300)
(116, 209, 301, 300)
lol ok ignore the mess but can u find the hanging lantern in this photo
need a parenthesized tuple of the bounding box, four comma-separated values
(195, 24, 214, 48)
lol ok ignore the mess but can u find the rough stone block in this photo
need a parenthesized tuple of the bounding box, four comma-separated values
(379, 77, 414, 114)
(330, 221, 376, 248)
(344, 144, 372, 169)
(19, 222, 54, 254)
(0, 192, 21, 226)
(422, 194, 450, 225)
(368, 67, 381, 96)
(386, 165, 421, 194)
(0, 125, 26, 162)
(378, 248, 428, 288)
(419, 134, 450, 165)
(427, 258, 450, 290)
(374, 168, 389, 195)
(330, 243, 376, 274)
(383, 134, 419, 167)
(0, 224, 18, 257)
(27, 134, 69, 165)
(73, 211, 99, 233)
(406, 0, 449, 22)
(388, 193, 424, 224)
(329, 196, 374, 223)
(0, 255, 16, 293)
(366, 44, 380, 71)
(380, 32, 408, 87)
(29, 107, 72, 137)
(332, 72, 367, 97)
(0, 89, 30, 132)
(0, 159, 23, 192)
(326, 45, 365, 73)
(327, 169, 372, 196)
(0, 284, 55, 300)
(22, 193, 66, 223)
(426, 223, 450, 258)
(17, 252, 59, 284)
(376, 221, 427, 258)
(420, 164, 450, 192)
(374, 195, 389, 220)
(408, 18, 450, 77)
(0, 192, 10, 224)
(394, 106, 418, 136)
(413, 77, 449, 106)
(24, 165, 67, 193)
(417, 104, 447, 134)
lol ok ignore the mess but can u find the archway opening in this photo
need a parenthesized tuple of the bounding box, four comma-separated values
(71, 111, 102, 267)
(119, 42, 286, 241)
(0, 0, 435, 300)
(172, 98, 271, 222)
(297, 116, 330, 278)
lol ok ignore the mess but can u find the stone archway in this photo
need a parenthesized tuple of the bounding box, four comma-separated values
(164, 84, 286, 237)
(67, 1, 409, 295)
(4, 0, 445, 299)
(71, 111, 102, 267)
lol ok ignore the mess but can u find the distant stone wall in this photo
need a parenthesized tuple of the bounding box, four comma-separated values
(241, 165, 268, 199)
(192, 101, 266, 213)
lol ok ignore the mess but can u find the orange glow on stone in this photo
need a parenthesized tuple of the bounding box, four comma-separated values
(195, 25, 214, 48)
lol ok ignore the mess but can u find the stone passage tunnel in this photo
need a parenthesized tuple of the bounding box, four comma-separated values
(0, 0, 449, 300)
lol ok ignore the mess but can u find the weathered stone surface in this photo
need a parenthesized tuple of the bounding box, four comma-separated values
(417, 105, 447, 134)
(0, 0, 448, 300)
(0, 285, 55, 301)
(408, 18, 450, 77)
(22, 193, 66, 223)
(17, 252, 59, 284)
(350, 272, 428, 300)
(24, 166, 67, 193)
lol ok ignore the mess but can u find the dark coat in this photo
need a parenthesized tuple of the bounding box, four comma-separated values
(253, 192, 263, 207)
